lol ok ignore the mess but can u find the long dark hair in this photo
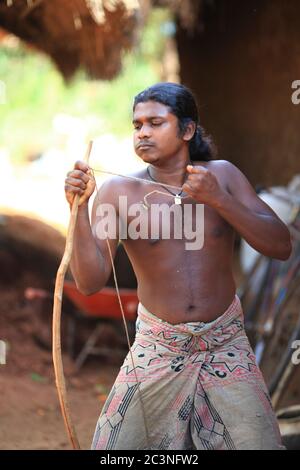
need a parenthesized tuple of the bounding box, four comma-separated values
(133, 82, 216, 161)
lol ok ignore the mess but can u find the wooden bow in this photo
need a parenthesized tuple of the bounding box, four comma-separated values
(52, 141, 93, 450)
(53, 141, 151, 449)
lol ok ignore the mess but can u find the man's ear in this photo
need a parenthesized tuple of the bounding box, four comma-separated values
(182, 121, 196, 142)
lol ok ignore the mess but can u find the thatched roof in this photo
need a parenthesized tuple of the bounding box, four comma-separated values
(0, 0, 205, 80)
(0, 0, 143, 80)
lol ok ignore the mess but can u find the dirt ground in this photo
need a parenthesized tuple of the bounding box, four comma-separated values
(0, 215, 128, 450)
(0, 279, 123, 450)
(0, 363, 119, 450)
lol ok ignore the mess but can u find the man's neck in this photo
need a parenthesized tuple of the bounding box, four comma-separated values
(148, 155, 192, 187)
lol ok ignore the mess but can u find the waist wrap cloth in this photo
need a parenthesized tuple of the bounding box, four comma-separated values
(92, 295, 284, 450)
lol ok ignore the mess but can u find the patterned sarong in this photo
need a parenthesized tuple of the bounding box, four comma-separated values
(91, 295, 284, 450)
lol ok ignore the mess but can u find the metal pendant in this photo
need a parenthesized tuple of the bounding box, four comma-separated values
(174, 194, 182, 205)
(141, 200, 149, 210)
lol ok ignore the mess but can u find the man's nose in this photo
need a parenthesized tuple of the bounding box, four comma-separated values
(138, 124, 151, 139)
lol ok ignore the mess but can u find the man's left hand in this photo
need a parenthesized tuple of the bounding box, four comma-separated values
(182, 165, 224, 205)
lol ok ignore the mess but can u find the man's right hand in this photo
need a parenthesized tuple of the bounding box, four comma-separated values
(64, 160, 96, 207)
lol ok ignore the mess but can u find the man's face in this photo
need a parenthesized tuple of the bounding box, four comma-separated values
(133, 101, 184, 164)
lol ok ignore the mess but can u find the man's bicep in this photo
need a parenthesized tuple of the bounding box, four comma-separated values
(226, 161, 277, 217)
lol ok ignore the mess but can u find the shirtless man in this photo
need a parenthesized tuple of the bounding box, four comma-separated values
(65, 83, 291, 450)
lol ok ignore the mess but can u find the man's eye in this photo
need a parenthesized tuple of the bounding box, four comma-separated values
(151, 122, 162, 126)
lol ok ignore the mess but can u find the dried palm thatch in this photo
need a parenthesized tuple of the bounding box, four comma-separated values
(0, 0, 144, 80)
(0, 0, 205, 80)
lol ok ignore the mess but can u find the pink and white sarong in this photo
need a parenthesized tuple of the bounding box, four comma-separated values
(91, 295, 284, 450)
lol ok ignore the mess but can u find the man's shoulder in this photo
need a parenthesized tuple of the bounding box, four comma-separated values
(196, 159, 240, 178)
(126, 168, 148, 181)
(195, 159, 245, 192)
(100, 168, 147, 189)
(94, 168, 147, 202)
(204, 159, 237, 172)
(102, 169, 146, 187)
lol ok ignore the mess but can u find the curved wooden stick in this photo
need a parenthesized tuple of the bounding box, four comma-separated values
(52, 141, 93, 450)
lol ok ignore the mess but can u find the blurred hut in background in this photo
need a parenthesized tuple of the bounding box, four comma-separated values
(155, 0, 300, 187)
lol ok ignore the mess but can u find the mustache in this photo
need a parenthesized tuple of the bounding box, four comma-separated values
(136, 141, 155, 148)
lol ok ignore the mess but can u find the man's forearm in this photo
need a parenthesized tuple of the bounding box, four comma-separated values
(70, 203, 107, 294)
(211, 192, 292, 260)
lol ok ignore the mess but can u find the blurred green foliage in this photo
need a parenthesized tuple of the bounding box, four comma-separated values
(0, 8, 171, 162)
